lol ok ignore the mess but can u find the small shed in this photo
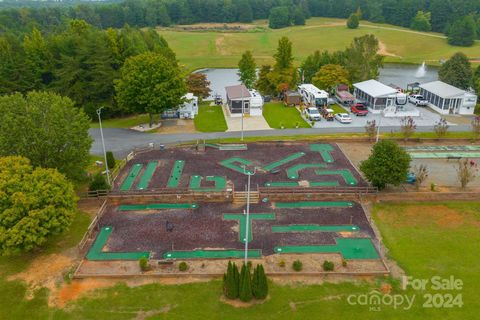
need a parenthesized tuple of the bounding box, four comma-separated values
(225, 84, 251, 116)
(335, 84, 355, 106)
(418, 81, 477, 115)
(353, 80, 399, 112)
(283, 90, 302, 106)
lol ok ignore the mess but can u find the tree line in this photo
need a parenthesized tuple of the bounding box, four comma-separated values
(2, 0, 480, 45)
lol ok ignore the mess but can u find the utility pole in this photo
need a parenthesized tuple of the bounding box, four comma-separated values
(96, 107, 111, 185)
(241, 85, 244, 141)
(242, 166, 256, 265)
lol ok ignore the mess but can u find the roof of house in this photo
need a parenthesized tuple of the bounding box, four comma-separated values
(353, 79, 398, 97)
(225, 85, 251, 99)
(419, 81, 466, 98)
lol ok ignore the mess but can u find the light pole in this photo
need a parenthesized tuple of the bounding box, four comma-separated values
(96, 107, 111, 186)
(241, 85, 244, 141)
(242, 165, 257, 265)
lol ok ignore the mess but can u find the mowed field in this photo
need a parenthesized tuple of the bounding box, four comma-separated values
(158, 18, 480, 71)
(1, 201, 479, 319)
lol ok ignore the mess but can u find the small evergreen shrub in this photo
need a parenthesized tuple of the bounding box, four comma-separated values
(239, 264, 253, 302)
(323, 260, 334, 271)
(178, 261, 189, 272)
(342, 259, 348, 267)
(139, 257, 149, 271)
(106, 151, 116, 169)
(292, 260, 303, 271)
(278, 259, 286, 268)
(89, 173, 110, 191)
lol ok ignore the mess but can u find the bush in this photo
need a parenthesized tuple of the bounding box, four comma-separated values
(178, 261, 189, 272)
(323, 260, 334, 271)
(347, 13, 359, 29)
(342, 260, 348, 267)
(239, 264, 253, 302)
(292, 260, 303, 271)
(106, 151, 116, 169)
(252, 264, 268, 299)
(223, 261, 239, 299)
(139, 257, 149, 271)
(278, 259, 286, 268)
(89, 173, 110, 191)
(268, 6, 290, 29)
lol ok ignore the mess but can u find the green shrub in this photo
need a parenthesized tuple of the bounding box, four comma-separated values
(139, 257, 149, 271)
(106, 151, 116, 169)
(252, 264, 268, 299)
(292, 260, 303, 271)
(223, 261, 239, 299)
(239, 264, 253, 302)
(178, 261, 189, 272)
(278, 259, 286, 268)
(347, 13, 359, 29)
(342, 259, 347, 267)
(323, 260, 334, 271)
(89, 173, 110, 191)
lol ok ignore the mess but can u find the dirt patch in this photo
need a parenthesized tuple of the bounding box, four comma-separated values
(54, 278, 116, 307)
(134, 306, 175, 320)
(215, 34, 233, 56)
(154, 119, 197, 134)
(377, 41, 401, 58)
(162, 23, 261, 32)
(220, 294, 270, 308)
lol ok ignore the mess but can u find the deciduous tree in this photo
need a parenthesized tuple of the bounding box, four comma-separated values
(312, 64, 350, 92)
(347, 13, 359, 29)
(448, 15, 477, 47)
(439, 52, 473, 90)
(238, 50, 257, 89)
(186, 73, 211, 101)
(344, 34, 383, 83)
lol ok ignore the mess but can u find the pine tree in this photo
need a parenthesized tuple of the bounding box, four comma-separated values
(251, 265, 259, 298)
(106, 151, 116, 170)
(232, 262, 240, 298)
(239, 264, 253, 302)
(224, 261, 238, 299)
(238, 50, 257, 89)
(256, 264, 268, 299)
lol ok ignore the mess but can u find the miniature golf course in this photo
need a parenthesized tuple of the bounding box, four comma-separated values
(118, 203, 198, 211)
(163, 249, 261, 259)
(167, 160, 185, 188)
(189, 175, 227, 192)
(263, 152, 306, 172)
(136, 161, 158, 190)
(314, 169, 358, 185)
(287, 163, 326, 179)
(272, 225, 359, 232)
(223, 213, 276, 243)
(120, 163, 142, 191)
(275, 201, 354, 208)
(310, 144, 335, 163)
(219, 157, 252, 174)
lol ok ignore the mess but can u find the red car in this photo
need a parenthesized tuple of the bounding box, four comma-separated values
(351, 103, 369, 116)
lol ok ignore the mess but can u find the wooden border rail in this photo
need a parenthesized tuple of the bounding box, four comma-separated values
(77, 200, 108, 252)
(259, 186, 378, 194)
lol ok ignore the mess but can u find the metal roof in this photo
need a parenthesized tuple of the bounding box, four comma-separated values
(419, 81, 466, 98)
(353, 79, 398, 97)
(225, 85, 251, 99)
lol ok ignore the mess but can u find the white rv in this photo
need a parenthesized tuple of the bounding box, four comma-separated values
(298, 84, 329, 108)
(161, 93, 198, 119)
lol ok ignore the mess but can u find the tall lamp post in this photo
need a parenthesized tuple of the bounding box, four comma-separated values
(241, 85, 244, 141)
(242, 165, 257, 265)
(96, 107, 111, 185)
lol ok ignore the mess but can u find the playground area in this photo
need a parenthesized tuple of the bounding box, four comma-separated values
(114, 142, 366, 192)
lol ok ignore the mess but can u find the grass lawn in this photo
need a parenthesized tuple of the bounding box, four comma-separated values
(194, 105, 228, 132)
(159, 17, 480, 71)
(90, 114, 154, 129)
(2, 201, 479, 318)
(263, 102, 310, 129)
(329, 104, 349, 114)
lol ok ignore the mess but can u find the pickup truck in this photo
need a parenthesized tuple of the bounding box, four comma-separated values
(351, 103, 369, 116)
(408, 94, 428, 106)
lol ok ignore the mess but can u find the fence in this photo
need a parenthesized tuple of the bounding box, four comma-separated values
(77, 199, 108, 252)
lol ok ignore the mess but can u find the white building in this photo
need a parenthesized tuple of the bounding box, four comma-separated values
(161, 93, 199, 119)
(418, 81, 477, 115)
(225, 84, 263, 117)
(298, 84, 328, 108)
(353, 80, 399, 112)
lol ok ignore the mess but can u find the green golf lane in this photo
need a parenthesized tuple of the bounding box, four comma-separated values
(275, 201, 354, 208)
(314, 169, 358, 186)
(404, 145, 480, 152)
(410, 152, 480, 159)
(309, 144, 335, 163)
(286, 163, 327, 179)
(189, 175, 227, 192)
(163, 249, 261, 259)
(263, 152, 306, 172)
(136, 161, 158, 190)
(224, 213, 276, 243)
(272, 225, 360, 233)
(87, 227, 150, 261)
(274, 238, 379, 260)
(264, 181, 300, 187)
(167, 160, 185, 188)
(264, 181, 340, 187)
(119, 203, 198, 211)
(309, 181, 340, 187)
(219, 157, 253, 174)
(120, 163, 143, 191)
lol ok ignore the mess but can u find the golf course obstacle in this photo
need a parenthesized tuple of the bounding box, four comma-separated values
(275, 201, 354, 208)
(224, 213, 276, 243)
(310, 144, 335, 163)
(219, 157, 253, 174)
(167, 160, 185, 188)
(263, 152, 306, 172)
(286, 163, 327, 179)
(118, 203, 198, 211)
(272, 225, 359, 233)
(189, 175, 227, 192)
(163, 249, 261, 259)
(120, 163, 143, 191)
(314, 169, 358, 186)
(87, 227, 150, 261)
(136, 161, 158, 190)
(205, 143, 248, 150)
(274, 238, 379, 260)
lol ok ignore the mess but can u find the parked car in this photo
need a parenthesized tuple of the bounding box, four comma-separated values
(408, 94, 428, 106)
(351, 103, 369, 116)
(305, 107, 322, 121)
(322, 108, 334, 121)
(335, 113, 352, 124)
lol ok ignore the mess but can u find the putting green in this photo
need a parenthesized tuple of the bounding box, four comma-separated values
(286, 163, 327, 179)
(310, 144, 335, 163)
(119, 203, 198, 211)
(314, 169, 358, 186)
(272, 225, 359, 232)
(263, 152, 306, 172)
(274, 238, 379, 260)
(136, 161, 158, 190)
(163, 249, 261, 259)
(167, 160, 185, 188)
(219, 157, 253, 174)
(405, 145, 480, 152)
(309, 181, 340, 187)
(264, 181, 300, 187)
(224, 213, 276, 243)
(189, 175, 227, 192)
(275, 201, 354, 208)
(410, 152, 480, 159)
(86, 227, 150, 261)
(120, 163, 143, 191)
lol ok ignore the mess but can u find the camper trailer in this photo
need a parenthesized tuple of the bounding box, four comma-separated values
(161, 93, 198, 119)
(335, 84, 355, 106)
(298, 84, 329, 109)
